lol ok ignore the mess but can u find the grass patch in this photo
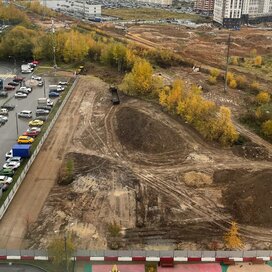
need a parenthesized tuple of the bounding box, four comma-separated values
(102, 8, 210, 22)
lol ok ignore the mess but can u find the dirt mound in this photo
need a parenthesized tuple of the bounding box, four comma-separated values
(214, 169, 272, 227)
(183, 171, 212, 188)
(232, 142, 270, 161)
(115, 107, 185, 154)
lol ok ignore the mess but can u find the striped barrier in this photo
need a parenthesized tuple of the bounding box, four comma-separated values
(0, 249, 270, 263)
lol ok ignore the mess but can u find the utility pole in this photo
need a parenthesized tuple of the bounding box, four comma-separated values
(43, 80, 46, 98)
(15, 112, 19, 137)
(224, 33, 231, 93)
(51, 19, 57, 70)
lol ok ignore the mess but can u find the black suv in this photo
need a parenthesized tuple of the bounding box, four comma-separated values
(0, 91, 8, 98)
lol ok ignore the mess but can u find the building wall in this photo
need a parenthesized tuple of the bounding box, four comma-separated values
(65, 0, 101, 17)
(194, 0, 214, 13)
(137, 0, 172, 5)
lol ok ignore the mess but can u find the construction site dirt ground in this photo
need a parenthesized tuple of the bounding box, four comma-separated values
(4, 74, 266, 251)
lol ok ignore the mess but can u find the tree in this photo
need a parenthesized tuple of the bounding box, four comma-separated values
(208, 76, 217, 85)
(226, 72, 234, 84)
(236, 75, 247, 89)
(256, 91, 270, 104)
(250, 81, 261, 92)
(229, 79, 237, 89)
(210, 68, 220, 78)
(224, 222, 243, 249)
(262, 120, 272, 137)
(212, 106, 239, 145)
(48, 234, 75, 269)
(254, 55, 263, 66)
(120, 59, 162, 95)
(165, 79, 184, 111)
(230, 56, 239, 65)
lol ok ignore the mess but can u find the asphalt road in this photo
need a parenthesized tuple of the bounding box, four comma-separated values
(0, 263, 45, 271)
(0, 62, 61, 167)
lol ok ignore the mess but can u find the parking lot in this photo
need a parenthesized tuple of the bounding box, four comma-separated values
(0, 62, 61, 167)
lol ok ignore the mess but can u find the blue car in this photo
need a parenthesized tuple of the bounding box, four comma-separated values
(48, 92, 60, 98)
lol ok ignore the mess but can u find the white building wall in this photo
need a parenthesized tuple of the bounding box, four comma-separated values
(213, 0, 224, 23)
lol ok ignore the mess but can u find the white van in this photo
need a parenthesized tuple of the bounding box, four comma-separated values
(18, 110, 32, 118)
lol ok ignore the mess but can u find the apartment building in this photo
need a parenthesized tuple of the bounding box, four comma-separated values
(213, 0, 272, 28)
(137, 0, 172, 5)
(71, 0, 101, 18)
(194, 0, 214, 15)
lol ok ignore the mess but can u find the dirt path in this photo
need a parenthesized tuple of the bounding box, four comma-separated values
(0, 78, 87, 249)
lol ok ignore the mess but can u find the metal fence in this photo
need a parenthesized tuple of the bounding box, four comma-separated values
(0, 248, 271, 261)
(0, 77, 79, 220)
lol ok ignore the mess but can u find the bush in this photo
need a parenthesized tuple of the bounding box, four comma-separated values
(236, 75, 247, 89)
(230, 56, 239, 65)
(256, 91, 270, 104)
(250, 81, 261, 92)
(210, 68, 220, 78)
(262, 120, 272, 137)
(229, 79, 237, 89)
(208, 76, 217, 85)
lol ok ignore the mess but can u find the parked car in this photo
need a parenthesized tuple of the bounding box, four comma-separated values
(36, 109, 49, 116)
(6, 157, 23, 164)
(0, 91, 8, 98)
(1, 104, 15, 111)
(0, 117, 6, 126)
(0, 115, 8, 122)
(16, 89, 29, 95)
(21, 69, 32, 74)
(4, 86, 15, 91)
(8, 81, 19, 86)
(38, 81, 44, 87)
(0, 175, 13, 184)
(18, 110, 32, 118)
(58, 81, 68, 85)
(31, 75, 42, 81)
(5, 150, 13, 160)
(23, 128, 40, 137)
(15, 92, 27, 98)
(0, 109, 8, 116)
(29, 119, 44, 127)
(17, 135, 34, 144)
(0, 168, 14, 177)
(36, 116, 48, 122)
(37, 106, 51, 111)
(18, 86, 31, 93)
(3, 161, 20, 170)
(49, 92, 60, 98)
(13, 76, 24, 82)
(0, 183, 9, 192)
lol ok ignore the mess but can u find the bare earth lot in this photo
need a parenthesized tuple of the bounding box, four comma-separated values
(11, 75, 270, 250)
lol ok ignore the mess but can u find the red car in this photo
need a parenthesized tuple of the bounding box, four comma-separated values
(13, 76, 24, 82)
(23, 130, 40, 138)
(32, 60, 39, 65)
(4, 86, 15, 91)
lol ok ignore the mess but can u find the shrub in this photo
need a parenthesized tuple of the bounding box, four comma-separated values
(229, 79, 237, 89)
(256, 91, 270, 104)
(236, 75, 247, 89)
(262, 120, 272, 137)
(250, 81, 261, 92)
(208, 75, 217, 85)
(210, 68, 220, 78)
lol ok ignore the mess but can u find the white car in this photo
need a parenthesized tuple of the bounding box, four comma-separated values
(32, 75, 42, 81)
(15, 92, 27, 98)
(0, 175, 13, 184)
(46, 99, 53, 106)
(27, 127, 41, 133)
(0, 115, 8, 122)
(3, 161, 20, 170)
(58, 81, 68, 85)
(19, 87, 32, 93)
(21, 69, 32, 74)
(6, 157, 22, 164)
(18, 110, 32, 118)
(5, 150, 13, 160)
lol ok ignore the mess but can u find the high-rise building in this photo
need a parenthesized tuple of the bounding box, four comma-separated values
(213, 0, 272, 28)
(194, 0, 214, 15)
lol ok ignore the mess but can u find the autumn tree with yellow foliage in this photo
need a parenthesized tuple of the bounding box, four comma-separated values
(224, 222, 243, 249)
(120, 59, 162, 95)
(256, 91, 270, 104)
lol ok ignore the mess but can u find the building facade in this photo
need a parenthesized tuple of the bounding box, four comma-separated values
(213, 0, 272, 28)
(137, 0, 172, 6)
(71, 0, 101, 18)
(194, 0, 214, 15)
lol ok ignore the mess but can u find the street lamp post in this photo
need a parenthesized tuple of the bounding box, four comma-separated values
(43, 80, 46, 98)
(15, 112, 19, 137)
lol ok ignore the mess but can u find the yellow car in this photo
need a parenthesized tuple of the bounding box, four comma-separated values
(29, 119, 44, 127)
(17, 135, 34, 144)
